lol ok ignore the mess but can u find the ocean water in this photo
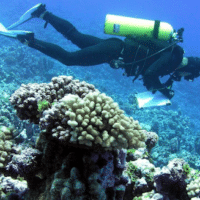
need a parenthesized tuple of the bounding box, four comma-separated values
(0, 0, 200, 168)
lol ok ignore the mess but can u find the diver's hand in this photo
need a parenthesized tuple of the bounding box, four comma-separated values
(161, 88, 174, 99)
(163, 78, 173, 88)
(110, 58, 125, 69)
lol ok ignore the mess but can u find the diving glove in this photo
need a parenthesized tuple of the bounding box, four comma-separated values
(161, 88, 174, 99)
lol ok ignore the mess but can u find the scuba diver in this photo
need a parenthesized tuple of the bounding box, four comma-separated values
(1, 3, 200, 99)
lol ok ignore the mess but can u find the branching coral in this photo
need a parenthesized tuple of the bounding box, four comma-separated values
(186, 177, 200, 198)
(0, 126, 13, 168)
(40, 92, 147, 150)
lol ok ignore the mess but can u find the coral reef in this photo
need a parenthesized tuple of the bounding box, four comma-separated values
(154, 158, 189, 199)
(144, 131, 159, 152)
(7, 76, 200, 200)
(6, 146, 42, 178)
(130, 107, 200, 169)
(186, 176, 200, 198)
(122, 148, 199, 200)
(7, 143, 128, 200)
(10, 76, 147, 150)
(7, 76, 150, 199)
(124, 157, 156, 199)
(5, 143, 200, 200)
(0, 174, 27, 199)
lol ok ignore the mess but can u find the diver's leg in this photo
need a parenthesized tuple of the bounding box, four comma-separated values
(9, 3, 103, 48)
(42, 12, 103, 49)
(28, 37, 123, 66)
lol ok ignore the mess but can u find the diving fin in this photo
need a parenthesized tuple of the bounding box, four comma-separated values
(7, 3, 43, 29)
(0, 23, 7, 33)
(0, 22, 33, 38)
(135, 91, 171, 109)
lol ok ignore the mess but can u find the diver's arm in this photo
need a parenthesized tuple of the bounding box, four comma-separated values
(143, 75, 174, 99)
(143, 52, 175, 98)
(143, 52, 171, 89)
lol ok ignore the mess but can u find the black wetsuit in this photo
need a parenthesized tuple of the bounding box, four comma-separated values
(30, 12, 124, 66)
(28, 12, 186, 98)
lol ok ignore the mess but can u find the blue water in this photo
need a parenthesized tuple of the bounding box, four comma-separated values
(0, 0, 200, 168)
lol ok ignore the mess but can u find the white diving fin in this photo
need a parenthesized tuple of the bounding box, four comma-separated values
(7, 3, 42, 30)
(0, 22, 33, 38)
(135, 91, 171, 109)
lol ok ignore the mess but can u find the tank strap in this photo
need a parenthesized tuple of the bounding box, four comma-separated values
(120, 46, 125, 56)
(132, 48, 150, 83)
(129, 45, 141, 76)
(153, 20, 160, 39)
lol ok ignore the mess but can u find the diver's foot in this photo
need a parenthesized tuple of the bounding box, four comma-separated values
(31, 3, 47, 19)
(17, 32, 34, 45)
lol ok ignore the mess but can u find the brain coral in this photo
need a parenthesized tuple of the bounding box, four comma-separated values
(40, 92, 147, 150)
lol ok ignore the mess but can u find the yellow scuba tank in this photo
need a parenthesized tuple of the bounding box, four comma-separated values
(104, 14, 176, 41)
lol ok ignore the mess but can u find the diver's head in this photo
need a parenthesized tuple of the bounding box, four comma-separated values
(183, 57, 200, 81)
(175, 57, 200, 81)
(187, 57, 200, 69)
